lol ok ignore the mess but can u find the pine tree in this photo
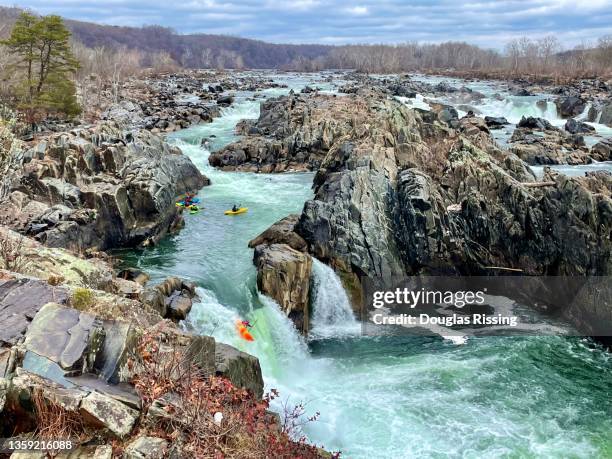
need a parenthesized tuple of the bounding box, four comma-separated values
(2, 12, 80, 124)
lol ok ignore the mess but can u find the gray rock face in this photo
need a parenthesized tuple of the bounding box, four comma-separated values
(80, 390, 139, 438)
(239, 92, 611, 337)
(0, 377, 7, 414)
(253, 244, 312, 333)
(591, 139, 612, 162)
(248, 214, 307, 252)
(142, 276, 198, 321)
(509, 126, 592, 165)
(0, 277, 70, 346)
(555, 96, 586, 118)
(215, 343, 264, 399)
(24, 303, 105, 374)
(1, 122, 208, 251)
(209, 93, 357, 172)
(565, 118, 595, 134)
(124, 436, 168, 459)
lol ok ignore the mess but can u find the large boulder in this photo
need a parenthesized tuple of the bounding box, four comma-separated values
(79, 390, 139, 438)
(565, 118, 595, 134)
(215, 343, 263, 399)
(124, 436, 169, 459)
(253, 244, 312, 333)
(555, 96, 586, 118)
(24, 303, 105, 374)
(248, 214, 307, 252)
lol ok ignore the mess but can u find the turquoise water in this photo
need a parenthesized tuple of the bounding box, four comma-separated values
(120, 73, 612, 458)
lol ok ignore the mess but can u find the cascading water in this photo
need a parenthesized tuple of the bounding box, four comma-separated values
(120, 72, 612, 458)
(310, 258, 360, 339)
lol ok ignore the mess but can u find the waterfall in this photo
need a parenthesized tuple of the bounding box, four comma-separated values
(310, 258, 360, 339)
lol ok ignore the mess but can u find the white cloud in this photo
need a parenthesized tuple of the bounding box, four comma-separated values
(346, 5, 368, 15)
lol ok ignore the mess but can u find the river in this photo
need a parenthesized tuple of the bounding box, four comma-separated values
(120, 72, 612, 458)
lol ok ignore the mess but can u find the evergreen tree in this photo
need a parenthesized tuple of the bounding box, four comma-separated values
(2, 12, 80, 124)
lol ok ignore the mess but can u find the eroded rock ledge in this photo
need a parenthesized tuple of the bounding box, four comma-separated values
(0, 121, 208, 251)
(244, 91, 612, 338)
(0, 236, 268, 456)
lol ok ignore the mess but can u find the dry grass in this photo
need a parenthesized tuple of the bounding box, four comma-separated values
(32, 389, 90, 454)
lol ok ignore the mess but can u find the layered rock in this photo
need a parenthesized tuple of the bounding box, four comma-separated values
(246, 91, 611, 337)
(0, 122, 208, 251)
(209, 92, 369, 172)
(509, 117, 593, 165)
(253, 244, 313, 334)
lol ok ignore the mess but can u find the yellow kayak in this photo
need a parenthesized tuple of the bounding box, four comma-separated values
(224, 207, 248, 215)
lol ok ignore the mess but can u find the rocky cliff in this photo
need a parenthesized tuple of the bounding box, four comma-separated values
(0, 122, 208, 251)
(244, 92, 611, 337)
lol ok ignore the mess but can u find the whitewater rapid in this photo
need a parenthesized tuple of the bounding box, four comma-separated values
(119, 72, 612, 458)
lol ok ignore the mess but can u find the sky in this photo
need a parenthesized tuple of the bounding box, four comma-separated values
(9, 0, 612, 49)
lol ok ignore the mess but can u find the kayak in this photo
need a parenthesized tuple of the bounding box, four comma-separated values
(224, 207, 248, 216)
(176, 197, 201, 207)
(188, 205, 200, 215)
(235, 320, 254, 341)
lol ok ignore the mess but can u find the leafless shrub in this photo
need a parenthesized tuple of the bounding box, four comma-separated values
(0, 232, 29, 273)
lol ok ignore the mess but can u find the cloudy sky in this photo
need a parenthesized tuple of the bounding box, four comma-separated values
(10, 0, 612, 49)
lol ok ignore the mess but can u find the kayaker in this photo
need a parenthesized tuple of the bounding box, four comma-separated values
(241, 320, 253, 328)
(232, 204, 239, 212)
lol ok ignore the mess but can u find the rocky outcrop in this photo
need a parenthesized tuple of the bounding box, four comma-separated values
(555, 95, 586, 118)
(509, 119, 593, 165)
(215, 343, 264, 399)
(564, 118, 595, 134)
(0, 284, 266, 453)
(245, 91, 611, 338)
(142, 276, 199, 321)
(253, 244, 312, 333)
(209, 93, 367, 172)
(0, 122, 208, 251)
(591, 139, 612, 162)
(248, 214, 307, 252)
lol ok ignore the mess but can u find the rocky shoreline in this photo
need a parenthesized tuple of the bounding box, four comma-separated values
(0, 71, 333, 458)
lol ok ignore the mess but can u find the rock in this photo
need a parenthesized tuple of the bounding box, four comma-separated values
(117, 268, 150, 286)
(484, 116, 509, 128)
(124, 436, 168, 459)
(80, 390, 138, 438)
(556, 96, 586, 118)
(599, 102, 612, 126)
(0, 277, 70, 346)
(215, 343, 263, 399)
(94, 321, 139, 384)
(24, 303, 105, 374)
(166, 292, 193, 321)
(142, 277, 198, 321)
(253, 244, 312, 333)
(591, 139, 612, 162)
(248, 214, 307, 252)
(511, 87, 532, 96)
(509, 127, 592, 165)
(216, 95, 234, 106)
(517, 116, 555, 130)
(0, 122, 209, 252)
(564, 118, 595, 134)
(0, 377, 7, 413)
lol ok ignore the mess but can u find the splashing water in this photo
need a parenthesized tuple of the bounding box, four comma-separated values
(119, 72, 612, 459)
(310, 259, 361, 339)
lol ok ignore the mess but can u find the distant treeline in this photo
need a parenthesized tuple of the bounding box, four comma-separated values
(1, 5, 611, 78)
